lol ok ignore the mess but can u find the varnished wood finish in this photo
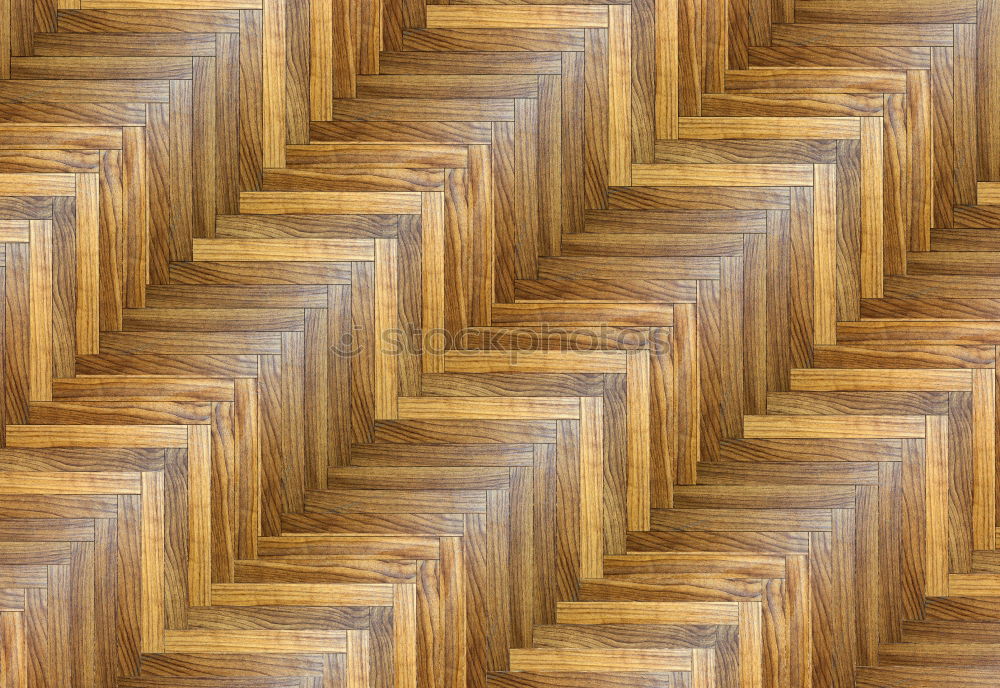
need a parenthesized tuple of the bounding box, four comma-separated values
(0, 1, 999, 686)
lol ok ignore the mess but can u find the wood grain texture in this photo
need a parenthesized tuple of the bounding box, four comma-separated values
(0, 3, 995, 687)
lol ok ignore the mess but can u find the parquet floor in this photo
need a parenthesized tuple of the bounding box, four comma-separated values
(2, 0, 1000, 685)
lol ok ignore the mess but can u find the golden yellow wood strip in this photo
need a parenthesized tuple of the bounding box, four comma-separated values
(631, 164, 814, 186)
(655, 0, 678, 139)
(925, 415, 949, 596)
(678, 117, 860, 140)
(790, 369, 974, 391)
(0, 613, 25, 684)
(28, 221, 52, 402)
(375, 238, 399, 419)
(192, 238, 375, 261)
(52, 377, 235, 401)
(240, 191, 422, 214)
(0, 472, 140, 494)
(394, 584, 417, 688)
(443, 350, 627, 373)
(258, 535, 440, 558)
(397, 397, 580, 420)
(580, 396, 604, 578)
(813, 163, 837, 346)
(81, 0, 260, 7)
(556, 601, 740, 625)
(164, 630, 347, 653)
(739, 601, 763, 688)
(974, 368, 997, 549)
(692, 648, 716, 688)
(123, 126, 148, 309)
(75, 173, 100, 355)
(626, 349, 650, 531)
(141, 470, 165, 653)
(979, 182, 1000, 204)
(861, 117, 884, 298)
(0, 221, 28, 242)
(908, 69, 931, 251)
(947, 574, 1000, 595)
(421, 192, 445, 374)
(0, 126, 121, 149)
(262, 0, 286, 167)
(0, 174, 75, 195)
(5, 424, 188, 447)
(743, 415, 925, 438)
(508, 648, 693, 672)
(725, 68, 906, 93)
(490, 302, 673, 326)
(426, 6, 608, 29)
(309, 0, 334, 120)
(187, 424, 211, 606)
(211, 583, 395, 606)
(607, 5, 631, 186)
(348, 630, 372, 688)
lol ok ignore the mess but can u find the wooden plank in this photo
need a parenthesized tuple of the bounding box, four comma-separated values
(240, 191, 420, 214)
(556, 601, 739, 625)
(632, 164, 813, 186)
(509, 649, 691, 672)
(925, 415, 949, 595)
(861, 117, 884, 297)
(262, 0, 285, 168)
(28, 221, 52, 402)
(607, 5, 630, 186)
(140, 471, 164, 652)
(193, 238, 374, 261)
(580, 397, 603, 578)
(426, 6, 608, 29)
(795, 0, 974, 22)
(211, 583, 394, 606)
(744, 415, 925, 438)
(974, 368, 996, 549)
(813, 164, 836, 345)
(397, 397, 579, 420)
(908, 69, 932, 250)
(679, 117, 859, 139)
(655, 0, 678, 138)
(375, 239, 398, 419)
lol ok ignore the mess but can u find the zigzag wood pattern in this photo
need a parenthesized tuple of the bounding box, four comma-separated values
(0, 0, 999, 686)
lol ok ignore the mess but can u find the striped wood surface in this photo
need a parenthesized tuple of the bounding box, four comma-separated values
(1, 0, 1000, 687)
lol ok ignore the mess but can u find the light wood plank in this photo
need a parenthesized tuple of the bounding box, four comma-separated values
(556, 601, 740, 624)
(813, 163, 836, 346)
(580, 396, 604, 578)
(627, 350, 650, 530)
(397, 397, 580, 420)
(743, 415, 925, 439)
(631, 164, 813, 186)
(240, 191, 421, 214)
(426, 6, 608, 29)
(375, 238, 398, 419)
(28, 221, 52, 402)
(211, 583, 395, 606)
(608, 5, 631, 186)
(141, 471, 165, 653)
(192, 238, 375, 261)
(861, 116, 884, 298)
(164, 630, 347, 653)
(925, 415, 948, 595)
(679, 117, 860, 139)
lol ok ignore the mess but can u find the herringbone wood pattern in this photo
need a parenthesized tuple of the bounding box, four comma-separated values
(0, 0, 998, 686)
